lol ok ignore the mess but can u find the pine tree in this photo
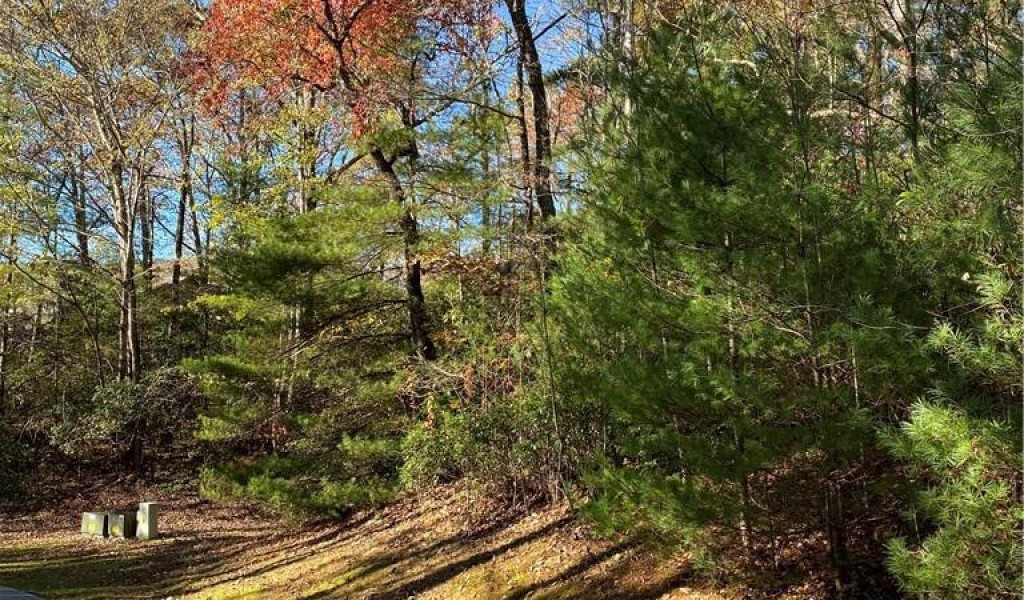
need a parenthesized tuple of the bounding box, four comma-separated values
(881, 34, 1023, 598)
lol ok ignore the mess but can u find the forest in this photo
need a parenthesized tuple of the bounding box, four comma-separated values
(0, 1, 1020, 599)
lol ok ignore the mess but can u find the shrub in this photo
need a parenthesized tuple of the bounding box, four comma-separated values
(49, 367, 199, 463)
(401, 394, 565, 504)
(882, 402, 1022, 599)
(199, 434, 402, 519)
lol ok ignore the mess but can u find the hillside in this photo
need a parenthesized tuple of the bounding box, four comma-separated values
(0, 484, 721, 600)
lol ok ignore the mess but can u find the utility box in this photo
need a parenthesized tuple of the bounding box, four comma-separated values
(109, 511, 137, 538)
(136, 502, 159, 540)
(81, 512, 109, 537)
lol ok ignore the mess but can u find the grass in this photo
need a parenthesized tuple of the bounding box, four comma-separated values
(0, 484, 715, 600)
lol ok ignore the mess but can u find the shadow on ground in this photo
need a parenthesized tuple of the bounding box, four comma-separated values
(0, 490, 705, 600)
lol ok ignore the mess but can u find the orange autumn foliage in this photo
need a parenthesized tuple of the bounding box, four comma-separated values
(190, 0, 490, 125)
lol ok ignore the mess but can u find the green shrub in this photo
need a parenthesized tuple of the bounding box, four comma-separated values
(199, 435, 402, 519)
(49, 367, 198, 460)
(883, 402, 1022, 599)
(401, 394, 564, 502)
(313, 477, 396, 511)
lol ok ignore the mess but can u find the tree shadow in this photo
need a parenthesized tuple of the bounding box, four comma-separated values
(0, 539, 220, 600)
(373, 515, 574, 600)
(0, 501, 706, 600)
(210, 506, 530, 599)
(0, 495, 538, 600)
(502, 541, 638, 600)
(0, 519, 342, 599)
(508, 552, 696, 600)
(163, 526, 348, 593)
(599, 566, 696, 600)
(303, 515, 573, 600)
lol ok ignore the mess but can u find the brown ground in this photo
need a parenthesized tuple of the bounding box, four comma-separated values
(0, 482, 727, 600)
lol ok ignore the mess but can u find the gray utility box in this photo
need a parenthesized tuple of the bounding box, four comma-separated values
(81, 503, 159, 540)
(109, 511, 137, 538)
(81, 512, 109, 537)
(136, 502, 159, 540)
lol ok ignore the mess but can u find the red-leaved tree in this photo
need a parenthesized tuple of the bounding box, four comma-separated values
(192, 0, 492, 360)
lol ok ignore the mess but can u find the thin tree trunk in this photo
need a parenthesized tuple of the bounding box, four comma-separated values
(172, 183, 188, 290)
(826, 483, 850, 593)
(71, 159, 91, 266)
(276, 91, 319, 437)
(901, 0, 922, 163)
(906, 33, 920, 162)
(480, 105, 493, 253)
(724, 229, 753, 555)
(0, 309, 8, 415)
(112, 162, 141, 384)
(515, 57, 535, 226)
(169, 118, 193, 348)
(118, 170, 144, 470)
(140, 182, 154, 283)
(0, 235, 14, 413)
(506, 0, 555, 221)
(297, 88, 318, 213)
(172, 116, 194, 292)
(190, 191, 205, 284)
(370, 149, 436, 360)
(118, 234, 141, 383)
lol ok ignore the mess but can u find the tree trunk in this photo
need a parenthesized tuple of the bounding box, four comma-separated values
(140, 183, 154, 283)
(169, 121, 192, 347)
(826, 483, 850, 594)
(172, 178, 189, 291)
(129, 434, 145, 472)
(112, 162, 142, 383)
(505, 0, 555, 221)
(115, 167, 144, 469)
(172, 116, 195, 295)
(0, 236, 13, 413)
(0, 309, 7, 415)
(480, 103, 494, 253)
(724, 230, 753, 556)
(370, 149, 436, 360)
(190, 188, 205, 284)
(71, 159, 91, 266)
(515, 57, 535, 226)
(118, 230, 141, 383)
(906, 32, 920, 162)
(297, 88, 318, 213)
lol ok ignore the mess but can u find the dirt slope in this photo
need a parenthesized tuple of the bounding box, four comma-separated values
(0, 485, 719, 600)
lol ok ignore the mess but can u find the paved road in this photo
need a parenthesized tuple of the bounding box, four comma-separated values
(0, 589, 43, 599)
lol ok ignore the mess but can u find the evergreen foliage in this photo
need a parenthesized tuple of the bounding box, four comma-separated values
(879, 42, 1023, 597)
(185, 176, 414, 514)
(883, 402, 1022, 599)
(554, 12, 887, 556)
(0, 1, 1018, 596)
